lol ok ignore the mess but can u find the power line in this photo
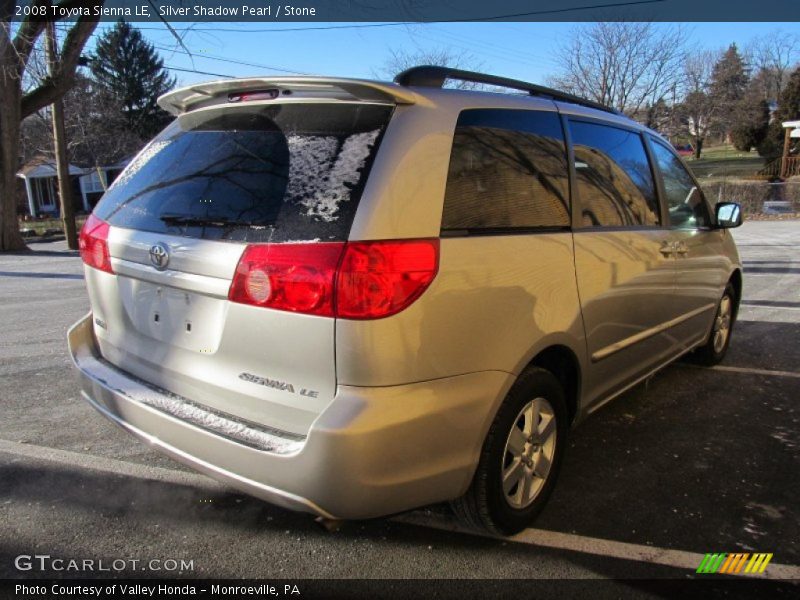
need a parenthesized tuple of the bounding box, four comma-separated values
(164, 65, 234, 78)
(426, 26, 560, 66)
(408, 30, 558, 72)
(106, 22, 418, 34)
(455, 0, 666, 21)
(153, 43, 309, 75)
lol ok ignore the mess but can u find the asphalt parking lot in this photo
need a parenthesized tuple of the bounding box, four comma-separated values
(0, 221, 798, 590)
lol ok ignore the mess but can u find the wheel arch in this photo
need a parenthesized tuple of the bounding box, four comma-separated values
(729, 268, 743, 321)
(526, 345, 582, 425)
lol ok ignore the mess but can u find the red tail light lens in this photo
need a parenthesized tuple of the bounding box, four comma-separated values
(336, 239, 439, 319)
(229, 243, 345, 317)
(78, 214, 113, 273)
(229, 239, 439, 319)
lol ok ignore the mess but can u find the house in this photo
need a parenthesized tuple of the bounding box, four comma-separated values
(79, 158, 130, 208)
(17, 158, 86, 219)
(780, 120, 800, 179)
(17, 156, 132, 219)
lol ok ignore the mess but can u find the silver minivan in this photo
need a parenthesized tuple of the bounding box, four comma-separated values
(68, 67, 743, 534)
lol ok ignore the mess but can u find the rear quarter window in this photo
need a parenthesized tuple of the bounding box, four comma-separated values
(94, 103, 393, 243)
(441, 109, 570, 234)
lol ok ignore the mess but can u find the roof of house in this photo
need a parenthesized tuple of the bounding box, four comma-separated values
(17, 157, 85, 179)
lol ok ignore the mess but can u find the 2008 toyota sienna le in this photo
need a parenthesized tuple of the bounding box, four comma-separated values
(68, 66, 743, 534)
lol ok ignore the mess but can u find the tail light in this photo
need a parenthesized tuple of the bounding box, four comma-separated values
(229, 239, 439, 320)
(78, 214, 114, 274)
(336, 240, 439, 319)
(229, 243, 345, 317)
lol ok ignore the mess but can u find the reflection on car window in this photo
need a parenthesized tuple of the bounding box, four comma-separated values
(442, 109, 570, 232)
(650, 139, 710, 229)
(569, 121, 660, 228)
(94, 103, 392, 243)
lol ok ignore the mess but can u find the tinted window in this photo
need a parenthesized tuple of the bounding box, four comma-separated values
(650, 139, 710, 229)
(94, 103, 392, 242)
(441, 109, 570, 232)
(570, 121, 660, 227)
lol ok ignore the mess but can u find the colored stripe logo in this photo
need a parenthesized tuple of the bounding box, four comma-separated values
(696, 553, 773, 574)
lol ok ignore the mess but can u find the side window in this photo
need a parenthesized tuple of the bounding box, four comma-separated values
(441, 109, 570, 232)
(650, 139, 710, 229)
(569, 120, 660, 228)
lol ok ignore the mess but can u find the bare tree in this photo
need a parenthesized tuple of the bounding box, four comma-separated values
(21, 73, 144, 168)
(1, 1, 101, 251)
(549, 22, 687, 116)
(678, 50, 718, 159)
(375, 48, 484, 90)
(747, 30, 800, 99)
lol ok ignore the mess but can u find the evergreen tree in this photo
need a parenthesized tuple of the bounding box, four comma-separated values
(731, 84, 770, 151)
(91, 21, 176, 139)
(758, 67, 800, 158)
(775, 67, 800, 123)
(709, 44, 749, 142)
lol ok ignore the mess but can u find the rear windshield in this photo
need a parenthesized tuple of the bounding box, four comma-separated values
(94, 102, 393, 242)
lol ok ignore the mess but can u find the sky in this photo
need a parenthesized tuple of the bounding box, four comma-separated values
(85, 21, 800, 87)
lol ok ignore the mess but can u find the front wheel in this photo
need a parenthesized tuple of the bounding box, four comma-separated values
(691, 283, 737, 366)
(451, 367, 568, 535)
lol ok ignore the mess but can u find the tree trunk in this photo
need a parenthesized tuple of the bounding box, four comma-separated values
(1, 9, 99, 252)
(0, 82, 27, 251)
(46, 21, 78, 250)
(693, 138, 704, 159)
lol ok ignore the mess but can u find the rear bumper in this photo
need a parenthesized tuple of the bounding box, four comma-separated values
(68, 313, 513, 519)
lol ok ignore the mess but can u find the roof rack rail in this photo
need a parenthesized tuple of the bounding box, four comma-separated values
(394, 65, 619, 115)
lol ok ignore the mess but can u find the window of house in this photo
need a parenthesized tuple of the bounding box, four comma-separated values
(82, 171, 107, 194)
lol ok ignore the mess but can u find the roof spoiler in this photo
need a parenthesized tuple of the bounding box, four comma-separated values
(158, 76, 418, 115)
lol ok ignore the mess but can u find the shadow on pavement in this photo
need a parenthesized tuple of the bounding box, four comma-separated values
(0, 271, 83, 280)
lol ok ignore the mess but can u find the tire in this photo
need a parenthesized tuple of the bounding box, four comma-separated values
(451, 367, 568, 535)
(691, 282, 737, 366)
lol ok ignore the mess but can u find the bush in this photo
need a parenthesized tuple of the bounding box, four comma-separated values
(703, 180, 800, 215)
(731, 126, 757, 151)
(757, 121, 784, 158)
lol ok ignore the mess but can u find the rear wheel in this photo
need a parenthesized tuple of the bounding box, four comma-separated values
(691, 283, 736, 366)
(452, 367, 568, 535)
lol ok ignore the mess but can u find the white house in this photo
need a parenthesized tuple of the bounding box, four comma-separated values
(17, 156, 132, 218)
(780, 120, 800, 178)
(17, 158, 87, 218)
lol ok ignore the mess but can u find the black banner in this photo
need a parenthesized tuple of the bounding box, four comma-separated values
(10, 0, 800, 23)
(2, 578, 798, 600)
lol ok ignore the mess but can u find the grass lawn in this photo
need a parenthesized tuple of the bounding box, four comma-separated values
(19, 215, 88, 237)
(685, 144, 768, 180)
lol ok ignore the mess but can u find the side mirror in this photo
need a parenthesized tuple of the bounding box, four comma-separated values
(715, 202, 743, 229)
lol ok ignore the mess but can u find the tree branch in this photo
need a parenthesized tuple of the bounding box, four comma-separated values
(20, 12, 99, 118)
(10, 0, 50, 74)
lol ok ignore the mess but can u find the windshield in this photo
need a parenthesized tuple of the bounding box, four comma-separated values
(94, 102, 393, 242)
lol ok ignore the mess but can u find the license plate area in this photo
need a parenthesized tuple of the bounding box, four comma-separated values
(118, 278, 227, 354)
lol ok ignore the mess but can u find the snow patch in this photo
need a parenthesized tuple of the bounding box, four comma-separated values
(78, 353, 303, 454)
(286, 129, 380, 222)
(286, 135, 339, 204)
(111, 139, 172, 190)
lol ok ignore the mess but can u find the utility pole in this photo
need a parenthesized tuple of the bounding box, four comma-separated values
(45, 21, 78, 250)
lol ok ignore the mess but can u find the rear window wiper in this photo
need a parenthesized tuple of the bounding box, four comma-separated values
(160, 214, 274, 228)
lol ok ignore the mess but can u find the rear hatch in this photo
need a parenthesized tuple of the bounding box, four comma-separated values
(86, 100, 393, 436)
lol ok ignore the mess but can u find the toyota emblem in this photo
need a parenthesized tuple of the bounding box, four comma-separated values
(149, 243, 170, 270)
